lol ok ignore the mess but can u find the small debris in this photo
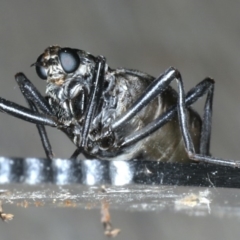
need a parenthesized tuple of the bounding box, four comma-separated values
(105, 228, 121, 238)
(175, 189, 211, 214)
(34, 201, 44, 207)
(17, 200, 29, 208)
(101, 201, 121, 237)
(100, 186, 120, 237)
(0, 201, 14, 222)
(63, 199, 76, 207)
(0, 213, 14, 222)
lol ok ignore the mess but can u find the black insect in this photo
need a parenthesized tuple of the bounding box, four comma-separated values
(0, 46, 238, 167)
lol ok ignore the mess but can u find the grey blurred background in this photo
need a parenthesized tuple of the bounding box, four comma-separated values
(0, 0, 240, 239)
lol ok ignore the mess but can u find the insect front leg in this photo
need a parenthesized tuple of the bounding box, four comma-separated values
(80, 56, 106, 149)
(0, 97, 58, 126)
(69, 56, 106, 159)
(15, 73, 53, 115)
(0, 75, 60, 158)
(15, 73, 54, 159)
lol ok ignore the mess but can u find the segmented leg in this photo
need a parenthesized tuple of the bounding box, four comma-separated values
(120, 76, 214, 152)
(15, 73, 54, 159)
(110, 67, 238, 167)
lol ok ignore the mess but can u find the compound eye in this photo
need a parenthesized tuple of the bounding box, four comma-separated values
(58, 48, 80, 73)
(35, 54, 48, 80)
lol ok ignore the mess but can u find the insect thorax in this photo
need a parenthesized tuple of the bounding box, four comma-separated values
(45, 61, 158, 157)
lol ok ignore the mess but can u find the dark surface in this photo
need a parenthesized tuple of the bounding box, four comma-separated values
(0, 157, 239, 188)
(0, 158, 239, 216)
(0, 157, 239, 215)
(0, 158, 239, 225)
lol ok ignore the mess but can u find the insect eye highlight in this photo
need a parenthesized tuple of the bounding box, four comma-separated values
(58, 48, 80, 74)
(35, 54, 48, 80)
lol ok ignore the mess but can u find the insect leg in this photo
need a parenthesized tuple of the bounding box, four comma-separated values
(70, 148, 81, 159)
(27, 102, 54, 159)
(119, 69, 238, 167)
(120, 78, 214, 149)
(70, 56, 106, 159)
(15, 73, 54, 159)
(15, 73, 53, 115)
(70, 147, 95, 159)
(0, 97, 58, 126)
(111, 67, 181, 130)
(162, 70, 238, 167)
(80, 56, 106, 148)
(177, 75, 240, 167)
(199, 80, 214, 156)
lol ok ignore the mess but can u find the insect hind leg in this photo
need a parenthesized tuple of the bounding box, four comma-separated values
(119, 76, 215, 152)
(167, 69, 239, 167)
(114, 67, 239, 167)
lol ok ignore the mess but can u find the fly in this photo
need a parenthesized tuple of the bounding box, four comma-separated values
(0, 45, 238, 167)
